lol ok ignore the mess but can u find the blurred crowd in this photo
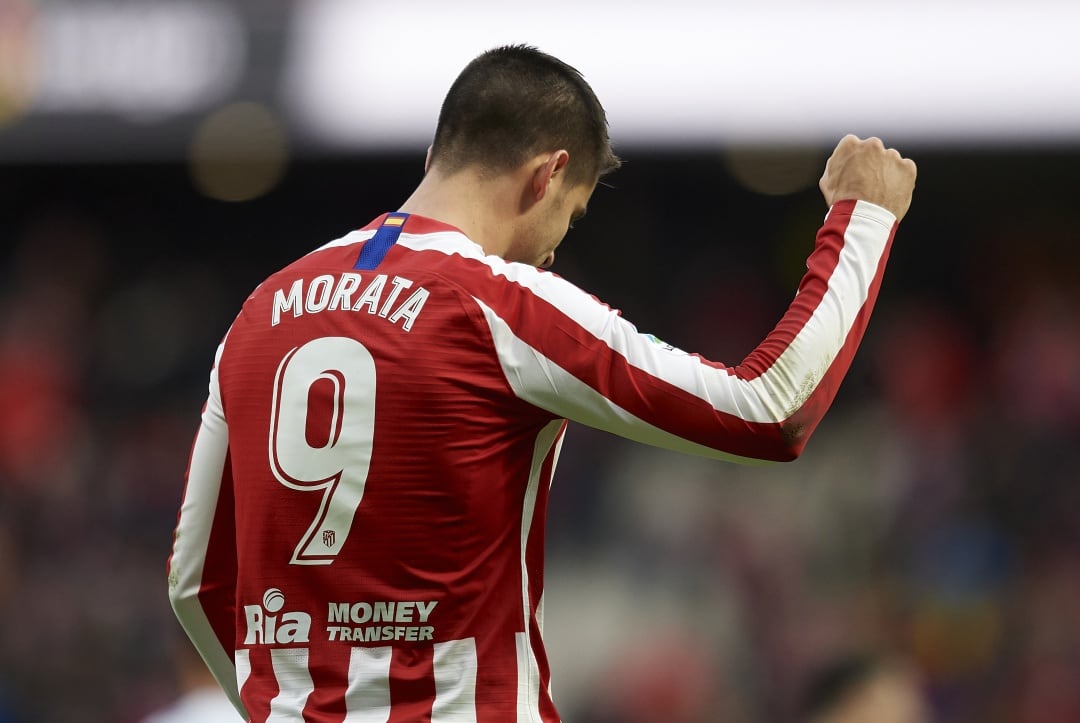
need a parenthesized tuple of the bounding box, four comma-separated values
(0, 151, 1077, 722)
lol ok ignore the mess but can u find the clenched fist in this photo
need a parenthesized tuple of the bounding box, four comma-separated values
(819, 135, 917, 222)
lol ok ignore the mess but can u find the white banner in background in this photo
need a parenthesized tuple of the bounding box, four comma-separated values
(283, 0, 1080, 148)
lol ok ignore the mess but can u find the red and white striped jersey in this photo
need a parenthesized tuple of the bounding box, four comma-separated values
(169, 200, 897, 722)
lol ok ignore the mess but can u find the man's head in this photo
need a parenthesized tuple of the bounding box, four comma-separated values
(429, 44, 621, 187)
(403, 45, 620, 268)
(801, 653, 930, 723)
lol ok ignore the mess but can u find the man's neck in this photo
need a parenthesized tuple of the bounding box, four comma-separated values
(398, 166, 520, 259)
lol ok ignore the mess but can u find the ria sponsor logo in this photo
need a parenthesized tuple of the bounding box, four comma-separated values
(244, 588, 312, 645)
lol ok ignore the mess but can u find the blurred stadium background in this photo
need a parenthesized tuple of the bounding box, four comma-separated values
(2, 1, 1079, 721)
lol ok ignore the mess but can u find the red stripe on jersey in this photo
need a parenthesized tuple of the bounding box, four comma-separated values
(473, 634, 521, 723)
(388, 646, 436, 721)
(241, 647, 277, 723)
(301, 644, 351, 722)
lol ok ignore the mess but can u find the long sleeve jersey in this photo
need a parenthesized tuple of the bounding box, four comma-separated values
(168, 199, 897, 722)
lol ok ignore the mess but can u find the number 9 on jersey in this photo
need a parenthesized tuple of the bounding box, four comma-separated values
(269, 336, 376, 565)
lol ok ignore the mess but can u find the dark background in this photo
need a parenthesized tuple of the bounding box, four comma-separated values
(1, 145, 1078, 722)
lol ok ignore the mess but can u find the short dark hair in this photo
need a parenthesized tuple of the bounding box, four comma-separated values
(800, 653, 879, 719)
(429, 44, 620, 186)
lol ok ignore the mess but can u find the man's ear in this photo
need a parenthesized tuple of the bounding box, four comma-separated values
(424, 145, 433, 174)
(531, 150, 571, 201)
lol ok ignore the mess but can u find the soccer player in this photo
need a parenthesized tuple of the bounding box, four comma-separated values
(168, 45, 916, 722)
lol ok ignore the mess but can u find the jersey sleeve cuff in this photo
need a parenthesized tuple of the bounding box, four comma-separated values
(828, 199, 897, 228)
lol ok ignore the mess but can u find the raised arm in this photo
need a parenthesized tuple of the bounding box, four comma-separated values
(473, 136, 916, 463)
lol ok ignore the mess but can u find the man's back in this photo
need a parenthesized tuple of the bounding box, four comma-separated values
(213, 213, 565, 720)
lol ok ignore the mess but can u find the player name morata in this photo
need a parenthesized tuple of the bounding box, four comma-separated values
(271, 272, 430, 332)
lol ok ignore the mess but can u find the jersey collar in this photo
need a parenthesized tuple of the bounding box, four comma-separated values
(360, 213, 464, 236)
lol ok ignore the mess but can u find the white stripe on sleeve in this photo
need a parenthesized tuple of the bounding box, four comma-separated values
(474, 301, 763, 464)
